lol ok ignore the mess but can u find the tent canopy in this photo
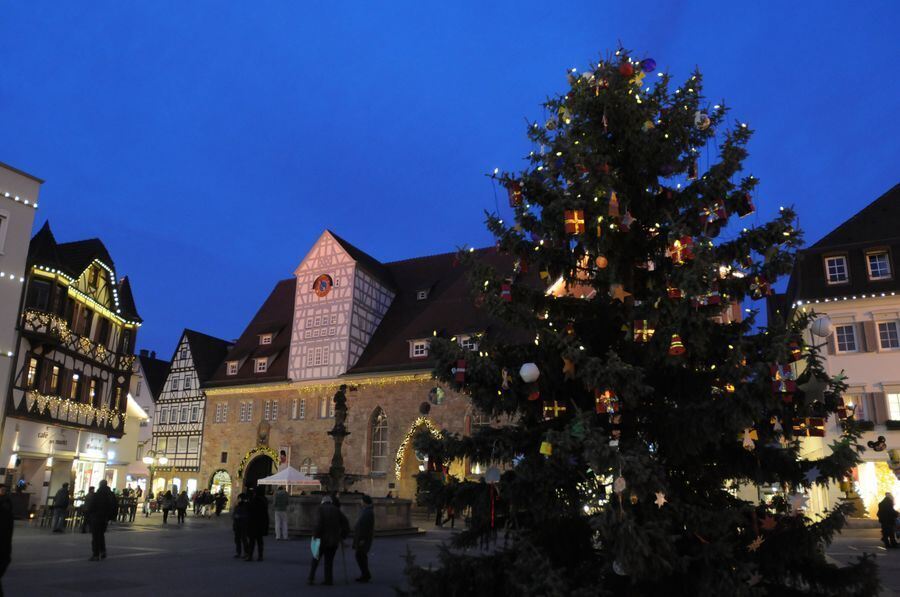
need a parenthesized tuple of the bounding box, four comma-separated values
(255, 465, 321, 487)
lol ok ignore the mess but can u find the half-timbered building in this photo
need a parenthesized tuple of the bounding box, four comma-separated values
(0, 222, 141, 508)
(149, 329, 231, 496)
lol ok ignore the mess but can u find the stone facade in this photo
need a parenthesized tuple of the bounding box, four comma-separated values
(200, 376, 473, 501)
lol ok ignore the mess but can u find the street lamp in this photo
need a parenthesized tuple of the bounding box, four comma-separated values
(143, 451, 168, 496)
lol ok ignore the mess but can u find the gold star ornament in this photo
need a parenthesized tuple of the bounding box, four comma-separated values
(654, 492, 667, 508)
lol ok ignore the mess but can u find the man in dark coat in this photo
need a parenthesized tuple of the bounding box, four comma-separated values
(309, 495, 350, 586)
(244, 486, 269, 561)
(52, 483, 70, 533)
(87, 480, 117, 561)
(352, 494, 375, 583)
(0, 484, 13, 593)
(232, 493, 249, 558)
(878, 492, 898, 548)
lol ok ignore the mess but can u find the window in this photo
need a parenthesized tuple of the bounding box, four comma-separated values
(26, 358, 39, 389)
(290, 398, 297, 419)
(264, 400, 271, 421)
(299, 398, 306, 419)
(0, 212, 7, 254)
(879, 321, 900, 349)
(135, 380, 142, 397)
(301, 458, 318, 475)
(136, 444, 144, 461)
(215, 403, 223, 423)
(867, 251, 892, 280)
(458, 335, 479, 351)
(306, 351, 314, 366)
(259, 333, 273, 345)
(177, 436, 188, 453)
(159, 407, 168, 425)
(69, 373, 81, 401)
(49, 366, 60, 393)
(330, 315, 337, 325)
(255, 358, 268, 373)
(416, 289, 429, 301)
(835, 324, 858, 352)
(188, 437, 199, 453)
(411, 340, 429, 358)
(314, 347, 323, 366)
(157, 437, 167, 453)
(221, 403, 228, 422)
(181, 406, 189, 422)
(271, 400, 279, 421)
(889, 394, 900, 421)
(825, 255, 849, 284)
(370, 409, 388, 473)
(183, 377, 191, 390)
(240, 402, 252, 423)
(113, 387, 122, 410)
(221, 451, 228, 464)
(191, 405, 200, 422)
(319, 396, 334, 418)
(226, 361, 238, 376)
(88, 379, 97, 405)
(27, 280, 51, 311)
(88, 266, 100, 288)
(180, 347, 188, 360)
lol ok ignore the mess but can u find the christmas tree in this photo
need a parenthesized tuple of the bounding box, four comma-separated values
(405, 49, 877, 596)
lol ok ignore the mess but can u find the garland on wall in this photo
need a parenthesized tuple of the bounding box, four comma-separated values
(26, 390, 122, 429)
(395, 417, 442, 480)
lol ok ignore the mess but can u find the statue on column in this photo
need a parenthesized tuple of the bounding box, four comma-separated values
(326, 385, 350, 494)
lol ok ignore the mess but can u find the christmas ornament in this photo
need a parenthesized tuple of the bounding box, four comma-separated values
(595, 389, 619, 414)
(810, 316, 833, 338)
(428, 386, 445, 405)
(545, 118, 557, 131)
(608, 191, 620, 217)
(771, 364, 797, 401)
(613, 476, 626, 493)
(642, 120, 655, 131)
(736, 193, 756, 217)
(609, 284, 632, 303)
(640, 58, 656, 72)
(564, 210, 585, 235)
(564, 322, 575, 336)
(792, 417, 825, 437)
(771, 416, 783, 433)
(620, 211, 635, 231)
(539, 441, 553, 456)
(506, 181, 523, 207)
(788, 341, 803, 362)
(654, 492, 667, 508)
(618, 61, 634, 77)
(760, 515, 777, 531)
(527, 389, 541, 401)
(612, 560, 627, 576)
(543, 400, 567, 419)
(804, 466, 822, 484)
(501, 369, 510, 390)
(485, 466, 501, 484)
(750, 275, 771, 299)
(419, 401, 431, 415)
(742, 428, 758, 451)
(667, 286, 684, 299)
(693, 111, 711, 130)
(453, 359, 467, 383)
(500, 280, 512, 302)
(519, 363, 540, 383)
(562, 357, 576, 380)
(789, 493, 809, 514)
(747, 536, 764, 552)
(595, 255, 608, 269)
(634, 320, 655, 342)
(668, 334, 686, 356)
(630, 70, 646, 87)
(798, 375, 827, 402)
(539, 269, 551, 283)
(667, 236, 694, 265)
(868, 436, 887, 451)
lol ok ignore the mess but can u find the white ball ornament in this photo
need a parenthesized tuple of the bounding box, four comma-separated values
(810, 316, 833, 338)
(519, 363, 540, 383)
(693, 110, 711, 130)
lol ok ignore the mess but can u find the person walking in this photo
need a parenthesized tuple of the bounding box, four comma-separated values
(308, 495, 349, 586)
(273, 486, 289, 540)
(244, 487, 269, 561)
(161, 490, 174, 524)
(51, 483, 70, 533)
(215, 489, 227, 517)
(0, 484, 14, 594)
(80, 487, 95, 533)
(352, 495, 374, 583)
(879, 492, 898, 549)
(232, 493, 249, 559)
(87, 480, 116, 561)
(143, 489, 154, 517)
(176, 490, 189, 524)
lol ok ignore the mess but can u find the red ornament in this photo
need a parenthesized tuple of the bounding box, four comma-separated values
(737, 193, 756, 218)
(500, 281, 512, 302)
(792, 417, 825, 437)
(668, 236, 694, 265)
(454, 359, 467, 383)
(619, 62, 634, 77)
(668, 334, 686, 356)
(633, 320, 655, 343)
(595, 389, 619, 414)
(771, 364, 797, 401)
(564, 210, 585, 235)
(750, 275, 772, 299)
(667, 287, 684, 300)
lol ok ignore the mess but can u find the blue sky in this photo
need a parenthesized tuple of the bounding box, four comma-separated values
(2, 1, 897, 356)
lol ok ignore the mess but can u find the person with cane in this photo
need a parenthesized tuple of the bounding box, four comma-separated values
(308, 495, 349, 586)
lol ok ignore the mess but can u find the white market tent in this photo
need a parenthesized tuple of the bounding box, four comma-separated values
(255, 466, 321, 488)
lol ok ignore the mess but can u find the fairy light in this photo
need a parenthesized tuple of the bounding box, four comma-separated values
(793, 291, 897, 309)
(1, 190, 39, 209)
(395, 416, 442, 479)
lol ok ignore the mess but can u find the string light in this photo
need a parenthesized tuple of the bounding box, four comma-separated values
(1, 190, 39, 209)
(394, 416, 442, 480)
(794, 291, 897, 308)
(205, 372, 434, 397)
(24, 390, 123, 429)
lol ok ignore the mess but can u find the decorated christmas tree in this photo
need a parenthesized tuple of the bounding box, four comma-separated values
(405, 48, 877, 596)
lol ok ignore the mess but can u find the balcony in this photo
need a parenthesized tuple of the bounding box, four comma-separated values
(10, 390, 125, 437)
(22, 309, 134, 372)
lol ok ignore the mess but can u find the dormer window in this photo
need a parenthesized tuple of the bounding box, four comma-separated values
(88, 266, 100, 288)
(824, 255, 849, 285)
(226, 361, 239, 376)
(416, 289, 429, 301)
(866, 250, 892, 281)
(259, 333, 273, 345)
(410, 340, 430, 358)
(458, 335, 479, 351)
(254, 358, 268, 373)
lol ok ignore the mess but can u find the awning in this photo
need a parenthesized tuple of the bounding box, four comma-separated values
(255, 466, 321, 487)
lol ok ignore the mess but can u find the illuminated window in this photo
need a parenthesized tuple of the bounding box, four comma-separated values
(888, 394, 900, 421)
(254, 358, 268, 373)
(259, 334, 273, 345)
(824, 256, 849, 284)
(370, 408, 388, 473)
(878, 322, 900, 349)
(835, 325, 858, 352)
(867, 251, 892, 280)
(458, 335, 479, 351)
(299, 398, 306, 419)
(69, 374, 81, 400)
(410, 340, 429, 358)
(50, 366, 60, 393)
(26, 358, 38, 389)
(226, 361, 238, 376)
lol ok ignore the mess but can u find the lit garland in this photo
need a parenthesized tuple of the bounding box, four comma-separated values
(236, 445, 280, 479)
(1, 190, 38, 209)
(25, 390, 122, 429)
(0, 271, 24, 283)
(33, 261, 141, 326)
(795, 292, 898, 308)
(205, 372, 433, 397)
(394, 416, 442, 480)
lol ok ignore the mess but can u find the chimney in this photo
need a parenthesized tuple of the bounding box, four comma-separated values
(139, 349, 149, 357)
(150, 351, 156, 359)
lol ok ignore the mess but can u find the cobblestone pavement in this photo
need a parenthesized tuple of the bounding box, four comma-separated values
(828, 528, 900, 596)
(3, 512, 448, 596)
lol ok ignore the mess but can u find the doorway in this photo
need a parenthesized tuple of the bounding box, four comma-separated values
(243, 455, 274, 490)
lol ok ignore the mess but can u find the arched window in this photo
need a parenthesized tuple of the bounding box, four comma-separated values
(300, 458, 318, 476)
(370, 408, 388, 474)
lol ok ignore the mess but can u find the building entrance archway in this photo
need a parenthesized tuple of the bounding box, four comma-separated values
(394, 417, 442, 499)
(243, 455, 274, 491)
(209, 469, 232, 503)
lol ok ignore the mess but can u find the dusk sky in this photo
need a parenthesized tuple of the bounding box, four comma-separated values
(2, 2, 897, 357)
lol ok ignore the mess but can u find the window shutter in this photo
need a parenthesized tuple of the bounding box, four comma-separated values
(872, 392, 888, 423)
(826, 332, 836, 355)
(863, 321, 878, 352)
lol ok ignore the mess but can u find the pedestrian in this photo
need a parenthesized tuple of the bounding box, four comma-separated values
(87, 480, 117, 561)
(215, 489, 227, 516)
(192, 490, 200, 516)
(161, 490, 174, 524)
(0, 484, 13, 594)
(879, 492, 898, 549)
(143, 489, 154, 517)
(352, 495, 374, 583)
(232, 493, 249, 559)
(176, 490, 189, 524)
(202, 489, 212, 518)
(244, 486, 269, 561)
(308, 495, 349, 586)
(273, 486, 289, 540)
(80, 487, 95, 533)
(51, 483, 70, 533)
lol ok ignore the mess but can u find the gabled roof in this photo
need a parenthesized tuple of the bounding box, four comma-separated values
(812, 184, 900, 248)
(28, 221, 60, 268)
(206, 278, 296, 387)
(137, 354, 170, 402)
(56, 238, 115, 277)
(180, 329, 233, 383)
(348, 247, 514, 374)
(328, 230, 395, 290)
(117, 276, 141, 321)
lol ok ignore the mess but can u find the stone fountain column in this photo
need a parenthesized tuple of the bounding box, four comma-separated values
(326, 385, 349, 494)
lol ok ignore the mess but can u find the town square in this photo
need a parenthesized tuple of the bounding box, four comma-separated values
(0, 2, 898, 596)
